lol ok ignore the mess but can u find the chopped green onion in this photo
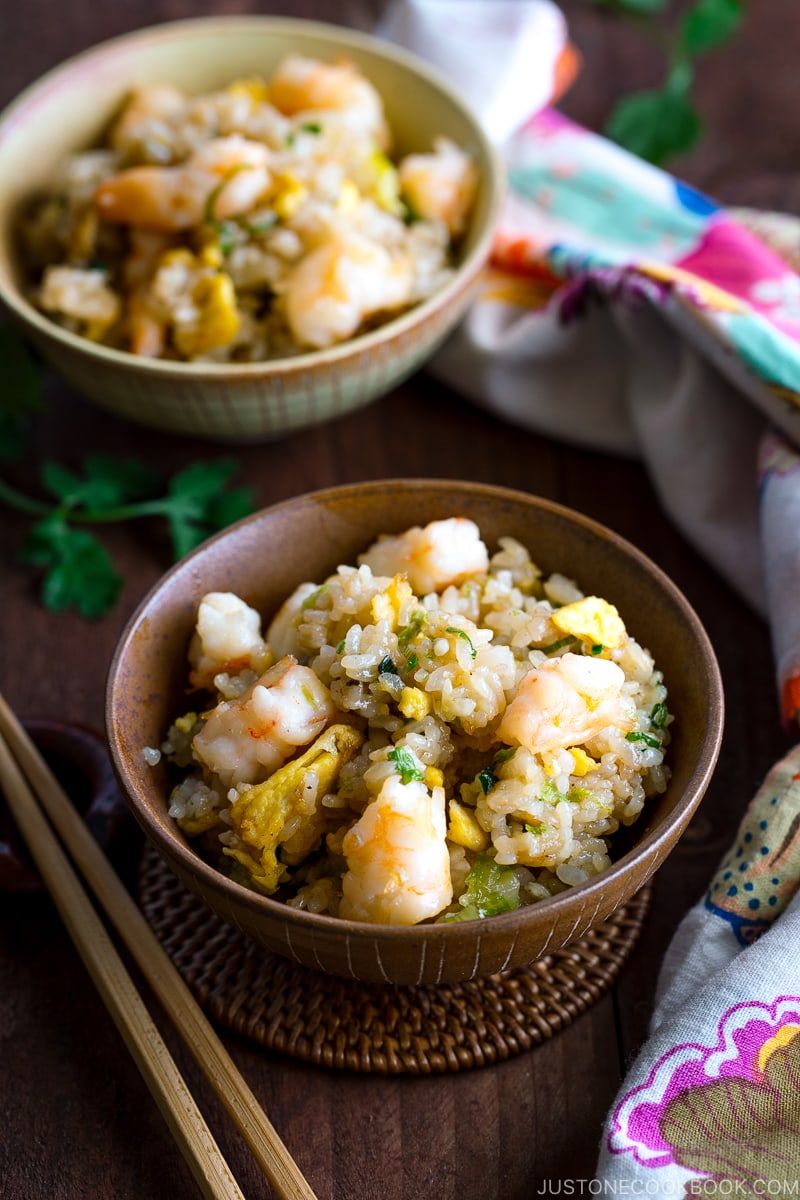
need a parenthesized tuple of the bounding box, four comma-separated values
(398, 610, 426, 645)
(477, 767, 497, 795)
(301, 584, 328, 610)
(405, 652, 419, 670)
(541, 634, 578, 655)
(591, 643, 604, 655)
(336, 639, 346, 654)
(626, 731, 662, 749)
(446, 626, 477, 659)
(524, 821, 547, 835)
(378, 655, 398, 675)
(650, 701, 669, 728)
(217, 222, 238, 255)
(442, 854, 520, 923)
(567, 786, 592, 804)
(236, 213, 278, 237)
(387, 746, 425, 785)
(539, 780, 564, 805)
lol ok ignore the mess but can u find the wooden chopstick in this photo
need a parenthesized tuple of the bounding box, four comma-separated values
(0, 731, 246, 1200)
(0, 692, 319, 1200)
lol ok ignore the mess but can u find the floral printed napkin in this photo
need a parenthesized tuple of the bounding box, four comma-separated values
(597, 743, 800, 1191)
(382, 3, 800, 1190)
(382, 0, 800, 730)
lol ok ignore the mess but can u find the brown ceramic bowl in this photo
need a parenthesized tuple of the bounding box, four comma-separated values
(0, 17, 501, 443)
(106, 479, 724, 985)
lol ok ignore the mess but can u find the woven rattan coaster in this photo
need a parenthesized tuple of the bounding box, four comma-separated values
(138, 843, 652, 1075)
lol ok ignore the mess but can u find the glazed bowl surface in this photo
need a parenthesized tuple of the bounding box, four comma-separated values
(0, 17, 501, 442)
(106, 479, 724, 985)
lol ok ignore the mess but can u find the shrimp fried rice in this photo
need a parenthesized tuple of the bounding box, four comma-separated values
(149, 518, 672, 926)
(18, 54, 477, 363)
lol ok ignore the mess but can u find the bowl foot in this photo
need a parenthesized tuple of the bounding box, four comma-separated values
(138, 843, 652, 1075)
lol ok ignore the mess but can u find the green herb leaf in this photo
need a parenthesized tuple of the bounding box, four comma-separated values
(2, 444, 255, 617)
(604, 63, 702, 165)
(681, 0, 743, 56)
(162, 459, 254, 559)
(524, 821, 547, 836)
(203, 485, 256, 533)
(41, 462, 82, 505)
(20, 515, 121, 617)
(387, 746, 425, 785)
(41, 455, 159, 511)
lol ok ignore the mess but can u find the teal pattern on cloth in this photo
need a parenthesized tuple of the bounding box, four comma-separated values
(705, 756, 800, 944)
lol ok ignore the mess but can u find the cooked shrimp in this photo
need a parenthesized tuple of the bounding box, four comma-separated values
(192, 654, 337, 787)
(282, 229, 413, 349)
(121, 229, 176, 356)
(497, 653, 636, 755)
(398, 137, 478, 237)
(93, 135, 271, 232)
(358, 517, 489, 596)
(265, 581, 321, 659)
(269, 53, 389, 148)
(109, 84, 186, 158)
(188, 592, 271, 691)
(339, 774, 452, 924)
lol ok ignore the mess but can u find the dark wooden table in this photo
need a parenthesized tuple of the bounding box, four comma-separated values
(1, 3, 797, 1197)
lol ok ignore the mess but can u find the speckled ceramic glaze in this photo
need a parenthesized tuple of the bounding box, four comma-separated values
(0, 18, 502, 442)
(105, 480, 725, 985)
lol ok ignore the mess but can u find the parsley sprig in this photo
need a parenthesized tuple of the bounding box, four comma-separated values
(0, 328, 255, 618)
(592, 0, 743, 165)
(1, 457, 255, 617)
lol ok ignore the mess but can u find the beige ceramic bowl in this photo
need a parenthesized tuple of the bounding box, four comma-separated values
(106, 479, 724, 986)
(0, 18, 501, 442)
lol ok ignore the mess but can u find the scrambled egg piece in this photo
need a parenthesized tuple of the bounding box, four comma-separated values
(223, 723, 363, 894)
(567, 746, 598, 777)
(447, 798, 490, 852)
(371, 575, 415, 629)
(551, 596, 626, 650)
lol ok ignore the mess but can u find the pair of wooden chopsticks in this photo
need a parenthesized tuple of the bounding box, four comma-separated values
(0, 690, 318, 1200)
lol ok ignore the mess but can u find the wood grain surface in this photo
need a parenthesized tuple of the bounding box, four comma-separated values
(1, 3, 797, 1198)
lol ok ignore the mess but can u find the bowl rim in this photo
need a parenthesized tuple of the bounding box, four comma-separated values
(0, 14, 503, 379)
(106, 477, 725, 942)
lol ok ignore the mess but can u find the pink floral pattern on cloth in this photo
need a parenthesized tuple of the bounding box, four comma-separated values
(759, 432, 800, 727)
(608, 998, 800, 1183)
(493, 106, 800, 427)
(595, 746, 800, 1189)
